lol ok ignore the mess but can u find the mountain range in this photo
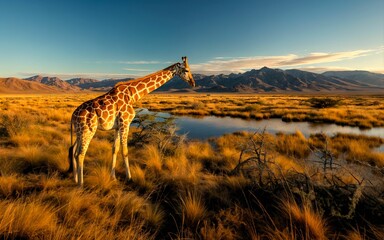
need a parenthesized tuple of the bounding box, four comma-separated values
(158, 67, 384, 92)
(1, 68, 383, 94)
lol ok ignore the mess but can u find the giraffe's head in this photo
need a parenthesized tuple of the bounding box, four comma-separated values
(176, 56, 195, 87)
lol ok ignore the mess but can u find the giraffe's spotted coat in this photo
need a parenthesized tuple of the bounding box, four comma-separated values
(68, 57, 195, 186)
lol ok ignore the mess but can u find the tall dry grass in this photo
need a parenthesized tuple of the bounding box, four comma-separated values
(0, 94, 383, 239)
(139, 94, 384, 129)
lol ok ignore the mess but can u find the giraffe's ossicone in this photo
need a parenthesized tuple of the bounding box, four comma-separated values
(68, 57, 195, 186)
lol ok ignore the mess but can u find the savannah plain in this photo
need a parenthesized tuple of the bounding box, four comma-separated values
(0, 93, 384, 239)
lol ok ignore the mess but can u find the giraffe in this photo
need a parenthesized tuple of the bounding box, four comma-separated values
(68, 56, 195, 186)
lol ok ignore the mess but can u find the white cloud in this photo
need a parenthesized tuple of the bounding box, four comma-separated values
(295, 66, 354, 73)
(191, 47, 381, 74)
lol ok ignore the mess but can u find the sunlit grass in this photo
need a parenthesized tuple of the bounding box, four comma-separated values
(282, 200, 328, 240)
(0, 200, 58, 239)
(139, 94, 384, 129)
(179, 190, 207, 226)
(0, 93, 383, 239)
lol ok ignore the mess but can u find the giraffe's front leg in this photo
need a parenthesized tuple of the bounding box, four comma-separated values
(120, 127, 132, 181)
(73, 162, 78, 184)
(111, 129, 120, 179)
(77, 154, 85, 186)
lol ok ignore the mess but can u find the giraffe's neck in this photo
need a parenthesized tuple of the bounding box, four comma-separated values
(118, 64, 178, 102)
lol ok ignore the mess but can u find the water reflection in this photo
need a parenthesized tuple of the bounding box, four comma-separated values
(375, 145, 384, 153)
(136, 109, 384, 140)
(173, 116, 384, 140)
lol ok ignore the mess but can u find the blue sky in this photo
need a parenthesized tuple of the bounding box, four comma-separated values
(0, 0, 383, 79)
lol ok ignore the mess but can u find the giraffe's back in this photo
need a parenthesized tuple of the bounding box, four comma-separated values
(72, 88, 135, 132)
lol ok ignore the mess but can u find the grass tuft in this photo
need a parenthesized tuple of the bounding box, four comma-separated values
(0, 200, 58, 239)
(179, 190, 207, 226)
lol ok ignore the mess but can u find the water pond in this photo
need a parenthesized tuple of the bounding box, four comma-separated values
(137, 109, 384, 140)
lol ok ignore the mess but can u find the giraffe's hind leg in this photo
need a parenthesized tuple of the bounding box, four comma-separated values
(75, 131, 96, 186)
(70, 141, 78, 183)
(111, 129, 120, 179)
(120, 127, 132, 181)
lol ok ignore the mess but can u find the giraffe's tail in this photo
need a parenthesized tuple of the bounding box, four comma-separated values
(67, 120, 75, 173)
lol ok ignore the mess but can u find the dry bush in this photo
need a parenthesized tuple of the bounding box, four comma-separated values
(307, 97, 341, 108)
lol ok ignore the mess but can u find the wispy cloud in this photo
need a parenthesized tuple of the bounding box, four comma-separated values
(296, 66, 354, 73)
(191, 48, 382, 74)
(119, 60, 161, 64)
(122, 68, 150, 72)
(118, 60, 173, 65)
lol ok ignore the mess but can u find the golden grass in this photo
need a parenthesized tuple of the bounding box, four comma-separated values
(179, 191, 207, 226)
(131, 164, 155, 190)
(143, 144, 163, 172)
(0, 200, 58, 239)
(282, 201, 328, 240)
(275, 131, 311, 159)
(138, 94, 384, 129)
(186, 141, 215, 161)
(0, 174, 25, 198)
(85, 164, 118, 192)
(0, 93, 382, 239)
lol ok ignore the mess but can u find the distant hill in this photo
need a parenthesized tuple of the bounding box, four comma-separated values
(67, 78, 100, 88)
(156, 67, 383, 93)
(72, 78, 134, 90)
(322, 71, 384, 87)
(0, 77, 60, 94)
(25, 75, 81, 91)
(2, 68, 383, 94)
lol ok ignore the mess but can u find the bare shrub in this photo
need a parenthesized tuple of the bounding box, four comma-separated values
(130, 111, 186, 156)
(231, 129, 277, 186)
(307, 97, 341, 108)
